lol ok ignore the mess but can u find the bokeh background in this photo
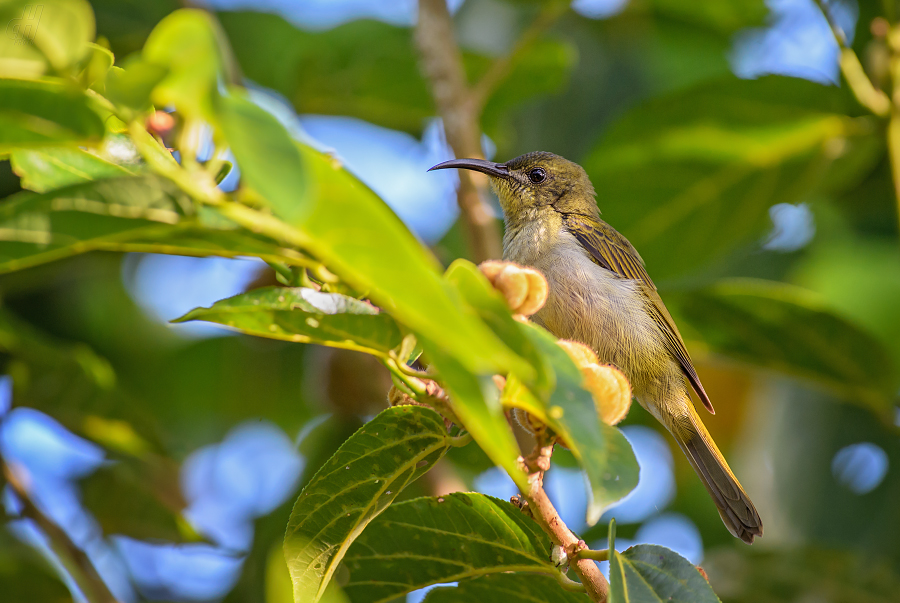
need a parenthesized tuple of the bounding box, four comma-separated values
(2, 0, 900, 601)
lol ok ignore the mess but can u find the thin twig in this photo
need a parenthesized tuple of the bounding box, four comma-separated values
(813, 0, 891, 116)
(2, 461, 120, 603)
(415, 0, 502, 262)
(517, 434, 609, 602)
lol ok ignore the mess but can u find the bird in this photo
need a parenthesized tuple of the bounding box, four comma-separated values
(429, 151, 763, 544)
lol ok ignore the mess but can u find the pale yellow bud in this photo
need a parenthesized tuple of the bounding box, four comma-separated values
(582, 364, 632, 425)
(478, 260, 548, 316)
(556, 339, 599, 368)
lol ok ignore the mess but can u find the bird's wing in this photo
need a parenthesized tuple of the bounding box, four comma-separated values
(563, 213, 714, 414)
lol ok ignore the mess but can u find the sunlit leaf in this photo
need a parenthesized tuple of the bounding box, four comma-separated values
(0, 79, 104, 150)
(142, 8, 225, 120)
(667, 278, 898, 414)
(343, 493, 556, 603)
(423, 573, 586, 603)
(284, 406, 453, 603)
(174, 286, 404, 355)
(10, 147, 133, 192)
(0, 0, 95, 77)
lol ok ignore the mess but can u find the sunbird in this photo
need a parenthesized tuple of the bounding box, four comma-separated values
(430, 151, 763, 544)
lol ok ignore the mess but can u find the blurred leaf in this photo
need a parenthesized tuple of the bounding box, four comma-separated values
(215, 91, 310, 223)
(583, 76, 881, 280)
(668, 278, 898, 414)
(174, 286, 404, 355)
(0, 306, 114, 388)
(609, 542, 720, 603)
(423, 573, 586, 603)
(343, 493, 555, 603)
(0, 80, 105, 150)
(80, 42, 114, 91)
(218, 14, 433, 133)
(0, 0, 94, 77)
(105, 59, 168, 113)
(90, 0, 180, 58)
(640, 0, 767, 35)
(10, 147, 133, 192)
(218, 13, 575, 136)
(705, 546, 900, 603)
(508, 324, 640, 524)
(143, 8, 225, 120)
(284, 406, 452, 603)
(0, 530, 72, 603)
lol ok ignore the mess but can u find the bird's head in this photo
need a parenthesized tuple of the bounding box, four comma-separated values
(429, 151, 598, 221)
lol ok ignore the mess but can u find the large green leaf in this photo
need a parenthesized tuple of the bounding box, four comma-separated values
(0, 79, 105, 150)
(511, 324, 639, 524)
(343, 493, 557, 603)
(10, 147, 133, 192)
(213, 86, 529, 377)
(637, 0, 767, 35)
(284, 406, 453, 603)
(666, 278, 898, 414)
(174, 286, 404, 355)
(583, 76, 881, 280)
(0, 0, 95, 77)
(423, 574, 588, 603)
(609, 520, 719, 603)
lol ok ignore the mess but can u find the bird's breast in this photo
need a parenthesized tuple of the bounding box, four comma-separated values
(505, 229, 674, 396)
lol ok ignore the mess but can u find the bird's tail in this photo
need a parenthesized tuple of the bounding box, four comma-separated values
(671, 401, 763, 544)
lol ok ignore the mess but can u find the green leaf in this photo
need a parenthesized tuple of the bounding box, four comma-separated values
(0, 0, 95, 77)
(608, 535, 720, 603)
(105, 59, 168, 113)
(635, 0, 767, 35)
(284, 406, 453, 603)
(0, 175, 307, 273)
(10, 147, 133, 192)
(511, 324, 639, 524)
(666, 278, 898, 414)
(583, 76, 881, 280)
(343, 493, 556, 603)
(142, 8, 225, 120)
(215, 91, 310, 224)
(0, 79, 104, 150)
(174, 286, 404, 355)
(424, 342, 527, 491)
(423, 574, 588, 603)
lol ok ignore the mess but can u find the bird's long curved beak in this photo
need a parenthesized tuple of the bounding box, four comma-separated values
(428, 158, 509, 178)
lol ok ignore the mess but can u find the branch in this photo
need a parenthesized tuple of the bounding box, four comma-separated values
(2, 461, 120, 603)
(813, 0, 891, 116)
(415, 0, 502, 262)
(517, 435, 610, 602)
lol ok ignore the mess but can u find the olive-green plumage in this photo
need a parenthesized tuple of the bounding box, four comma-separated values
(430, 151, 763, 544)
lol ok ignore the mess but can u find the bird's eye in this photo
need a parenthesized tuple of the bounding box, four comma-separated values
(528, 167, 546, 184)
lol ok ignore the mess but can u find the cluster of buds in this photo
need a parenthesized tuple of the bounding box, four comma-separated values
(477, 260, 632, 429)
